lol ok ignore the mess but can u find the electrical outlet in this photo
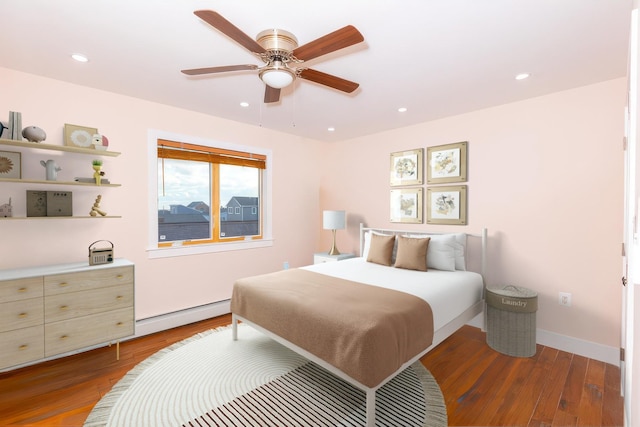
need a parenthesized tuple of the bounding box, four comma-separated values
(559, 292, 572, 307)
(283, 261, 289, 270)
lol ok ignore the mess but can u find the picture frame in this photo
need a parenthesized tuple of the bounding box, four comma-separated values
(390, 148, 423, 186)
(390, 188, 423, 223)
(427, 141, 467, 184)
(0, 150, 21, 179)
(426, 185, 467, 225)
(64, 123, 98, 148)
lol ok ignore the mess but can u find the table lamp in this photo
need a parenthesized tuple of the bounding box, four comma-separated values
(323, 210, 346, 255)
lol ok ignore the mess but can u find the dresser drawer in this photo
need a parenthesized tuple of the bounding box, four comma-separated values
(45, 307, 134, 356)
(44, 266, 134, 296)
(0, 326, 44, 370)
(0, 277, 43, 303)
(0, 297, 44, 332)
(45, 283, 133, 323)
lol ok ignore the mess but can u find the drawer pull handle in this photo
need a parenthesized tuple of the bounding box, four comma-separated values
(18, 287, 28, 293)
(18, 312, 28, 318)
(117, 274, 124, 279)
(60, 335, 69, 340)
(60, 305, 69, 311)
(59, 282, 68, 287)
(116, 295, 124, 300)
(116, 322, 124, 326)
(19, 344, 28, 351)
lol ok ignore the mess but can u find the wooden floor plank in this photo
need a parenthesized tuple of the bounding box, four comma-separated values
(0, 318, 624, 427)
(602, 363, 624, 426)
(577, 360, 605, 426)
(529, 349, 572, 426)
(560, 355, 589, 415)
(491, 345, 558, 426)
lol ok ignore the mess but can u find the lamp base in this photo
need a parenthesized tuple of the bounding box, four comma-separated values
(328, 229, 341, 255)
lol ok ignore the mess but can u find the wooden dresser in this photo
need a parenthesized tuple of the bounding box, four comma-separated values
(0, 259, 134, 371)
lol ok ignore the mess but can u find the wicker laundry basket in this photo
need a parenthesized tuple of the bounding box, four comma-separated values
(486, 285, 538, 357)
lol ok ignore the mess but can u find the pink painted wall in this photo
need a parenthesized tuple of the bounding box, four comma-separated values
(0, 67, 326, 319)
(0, 66, 626, 348)
(321, 78, 626, 348)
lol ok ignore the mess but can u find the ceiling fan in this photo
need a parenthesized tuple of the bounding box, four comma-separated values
(181, 10, 365, 103)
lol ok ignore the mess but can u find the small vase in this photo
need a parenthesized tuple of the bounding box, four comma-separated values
(93, 165, 102, 185)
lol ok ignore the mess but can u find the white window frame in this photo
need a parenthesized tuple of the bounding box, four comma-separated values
(147, 129, 273, 259)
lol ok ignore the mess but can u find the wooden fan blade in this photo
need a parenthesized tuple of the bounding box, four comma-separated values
(298, 68, 359, 93)
(293, 25, 364, 61)
(264, 85, 281, 103)
(194, 10, 266, 54)
(181, 64, 258, 75)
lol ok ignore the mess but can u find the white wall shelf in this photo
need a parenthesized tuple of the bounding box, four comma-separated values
(0, 216, 122, 220)
(0, 136, 122, 219)
(0, 138, 120, 157)
(0, 177, 120, 187)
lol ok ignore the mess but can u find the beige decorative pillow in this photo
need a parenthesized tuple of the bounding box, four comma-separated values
(366, 233, 396, 266)
(394, 236, 430, 271)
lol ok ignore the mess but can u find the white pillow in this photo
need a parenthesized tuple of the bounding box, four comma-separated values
(452, 233, 467, 271)
(411, 233, 456, 271)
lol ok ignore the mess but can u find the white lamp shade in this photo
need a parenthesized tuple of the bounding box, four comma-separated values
(323, 210, 346, 230)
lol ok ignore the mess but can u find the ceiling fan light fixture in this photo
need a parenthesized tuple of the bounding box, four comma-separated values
(259, 62, 295, 89)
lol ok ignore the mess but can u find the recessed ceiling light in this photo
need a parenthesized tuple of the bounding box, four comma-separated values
(398, 107, 408, 113)
(71, 53, 89, 63)
(240, 102, 249, 107)
(515, 73, 530, 80)
(327, 127, 335, 132)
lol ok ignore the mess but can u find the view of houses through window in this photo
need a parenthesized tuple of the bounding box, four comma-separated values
(157, 141, 263, 245)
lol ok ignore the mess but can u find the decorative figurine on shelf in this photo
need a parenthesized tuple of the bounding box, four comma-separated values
(89, 195, 107, 217)
(40, 159, 61, 181)
(0, 198, 12, 217)
(92, 133, 109, 151)
(22, 126, 46, 143)
(92, 159, 104, 185)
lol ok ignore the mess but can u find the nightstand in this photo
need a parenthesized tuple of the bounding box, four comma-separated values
(313, 252, 356, 264)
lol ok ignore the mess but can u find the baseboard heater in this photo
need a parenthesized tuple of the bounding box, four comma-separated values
(134, 299, 231, 338)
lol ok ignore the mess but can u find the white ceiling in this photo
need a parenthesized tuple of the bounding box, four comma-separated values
(0, 0, 632, 142)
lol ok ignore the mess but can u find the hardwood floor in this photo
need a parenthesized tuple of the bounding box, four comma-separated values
(0, 314, 623, 426)
(420, 326, 624, 426)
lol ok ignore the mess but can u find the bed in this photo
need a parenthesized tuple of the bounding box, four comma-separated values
(231, 224, 487, 426)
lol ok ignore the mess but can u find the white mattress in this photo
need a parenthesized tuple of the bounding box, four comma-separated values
(302, 257, 484, 331)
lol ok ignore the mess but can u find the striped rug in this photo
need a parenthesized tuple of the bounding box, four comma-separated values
(85, 324, 446, 427)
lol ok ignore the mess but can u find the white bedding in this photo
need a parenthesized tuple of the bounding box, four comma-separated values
(302, 257, 484, 331)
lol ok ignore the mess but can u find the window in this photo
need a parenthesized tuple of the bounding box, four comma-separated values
(148, 130, 272, 257)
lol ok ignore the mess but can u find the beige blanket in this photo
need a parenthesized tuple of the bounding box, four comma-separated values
(231, 268, 434, 388)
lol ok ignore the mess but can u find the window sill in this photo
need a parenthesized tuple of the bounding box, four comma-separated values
(147, 238, 274, 259)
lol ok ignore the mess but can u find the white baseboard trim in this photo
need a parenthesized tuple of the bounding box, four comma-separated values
(536, 328, 620, 367)
(135, 300, 231, 338)
(467, 314, 619, 366)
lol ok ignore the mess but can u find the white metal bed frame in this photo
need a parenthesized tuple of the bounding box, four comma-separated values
(232, 225, 488, 426)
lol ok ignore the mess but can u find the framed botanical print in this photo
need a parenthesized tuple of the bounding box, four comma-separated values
(390, 148, 423, 186)
(426, 185, 467, 225)
(390, 188, 423, 223)
(427, 141, 467, 184)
